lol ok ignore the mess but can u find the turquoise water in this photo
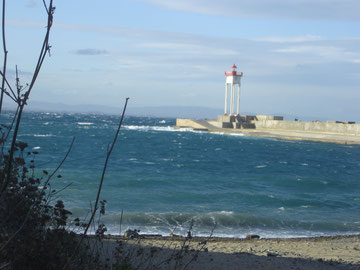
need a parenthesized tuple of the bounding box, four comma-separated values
(2, 111, 360, 238)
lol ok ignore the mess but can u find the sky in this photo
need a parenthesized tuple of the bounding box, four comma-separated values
(2, 0, 360, 120)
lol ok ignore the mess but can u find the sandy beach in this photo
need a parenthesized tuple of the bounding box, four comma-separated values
(100, 234, 360, 269)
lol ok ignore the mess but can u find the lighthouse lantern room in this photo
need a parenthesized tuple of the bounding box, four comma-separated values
(224, 64, 243, 115)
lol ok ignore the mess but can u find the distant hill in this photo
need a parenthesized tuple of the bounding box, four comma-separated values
(2, 101, 223, 119)
(3, 101, 336, 122)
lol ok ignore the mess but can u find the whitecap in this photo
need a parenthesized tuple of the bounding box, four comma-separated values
(219, 211, 234, 215)
(32, 146, 41, 150)
(278, 207, 285, 211)
(215, 148, 222, 151)
(301, 163, 309, 166)
(128, 158, 137, 161)
(77, 122, 94, 125)
(43, 122, 49, 125)
(125, 125, 174, 132)
(301, 205, 311, 208)
(255, 165, 267, 168)
(279, 161, 287, 164)
(34, 134, 53, 137)
(144, 162, 155, 165)
(228, 133, 244, 137)
(158, 120, 166, 124)
(268, 195, 275, 198)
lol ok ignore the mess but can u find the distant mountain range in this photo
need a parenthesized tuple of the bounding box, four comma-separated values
(3, 101, 223, 119)
(2, 100, 331, 122)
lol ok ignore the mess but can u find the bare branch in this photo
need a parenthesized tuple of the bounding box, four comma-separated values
(84, 97, 129, 235)
(62, 97, 130, 270)
(1, 0, 55, 194)
(0, 0, 7, 113)
(0, 70, 17, 101)
(23, 0, 54, 105)
(43, 136, 75, 188)
(0, 105, 19, 158)
(42, 0, 49, 14)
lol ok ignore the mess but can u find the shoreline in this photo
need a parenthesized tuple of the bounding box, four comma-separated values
(101, 234, 360, 269)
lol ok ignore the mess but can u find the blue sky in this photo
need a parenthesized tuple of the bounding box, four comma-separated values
(2, 0, 360, 120)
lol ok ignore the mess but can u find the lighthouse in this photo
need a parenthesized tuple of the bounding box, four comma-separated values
(224, 64, 243, 115)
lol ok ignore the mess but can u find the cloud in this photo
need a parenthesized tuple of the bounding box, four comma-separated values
(253, 35, 324, 43)
(274, 45, 360, 63)
(72, 49, 109, 56)
(136, 42, 239, 56)
(25, 0, 37, 8)
(139, 0, 360, 21)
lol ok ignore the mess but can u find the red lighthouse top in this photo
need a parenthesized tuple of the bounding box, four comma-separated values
(225, 64, 243, 77)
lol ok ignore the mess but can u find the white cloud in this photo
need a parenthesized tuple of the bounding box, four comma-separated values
(274, 45, 360, 63)
(139, 0, 360, 21)
(135, 42, 239, 56)
(253, 35, 323, 43)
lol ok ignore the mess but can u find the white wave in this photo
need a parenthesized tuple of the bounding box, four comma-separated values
(43, 122, 49, 125)
(159, 120, 166, 124)
(301, 205, 311, 208)
(301, 163, 309, 166)
(210, 132, 244, 137)
(144, 162, 155, 165)
(178, 128, 206, 134)
(219, 211, 234, 215)
(128, 158, 137, 161)
(77, 122, 94, 125)
(34, 134, 54, 137)
(32, 146, 41, 150)
(278, 207, 285, 211)
(228, 133, 244, 137)
(255, 165, 267, 168)
(215, 148, 222, 151)
(124, 125, 175, 132)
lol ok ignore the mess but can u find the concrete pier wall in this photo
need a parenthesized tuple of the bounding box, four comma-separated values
(252, 120, 360, 135)
(176, 119, 210, 130)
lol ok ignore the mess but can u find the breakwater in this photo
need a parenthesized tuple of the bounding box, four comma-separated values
(176, 118, 360, 144)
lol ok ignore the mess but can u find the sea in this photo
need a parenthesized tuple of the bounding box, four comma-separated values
(2, 111, 360, 238)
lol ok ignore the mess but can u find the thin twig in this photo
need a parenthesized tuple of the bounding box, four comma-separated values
(0, 0, 7, 113)
(62, 98, 129, 270)
(84, 97, 129, 235)
(43, 136, 75, 188)
(42, 0, 49, 14)
(1, 0, 54, 194)
(0, 70, 17, 101)
(0, 106, 19, 158)
(119, 209, 123, 236)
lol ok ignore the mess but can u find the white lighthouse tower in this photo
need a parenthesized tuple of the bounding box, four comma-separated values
(224, 64, 243, 115)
